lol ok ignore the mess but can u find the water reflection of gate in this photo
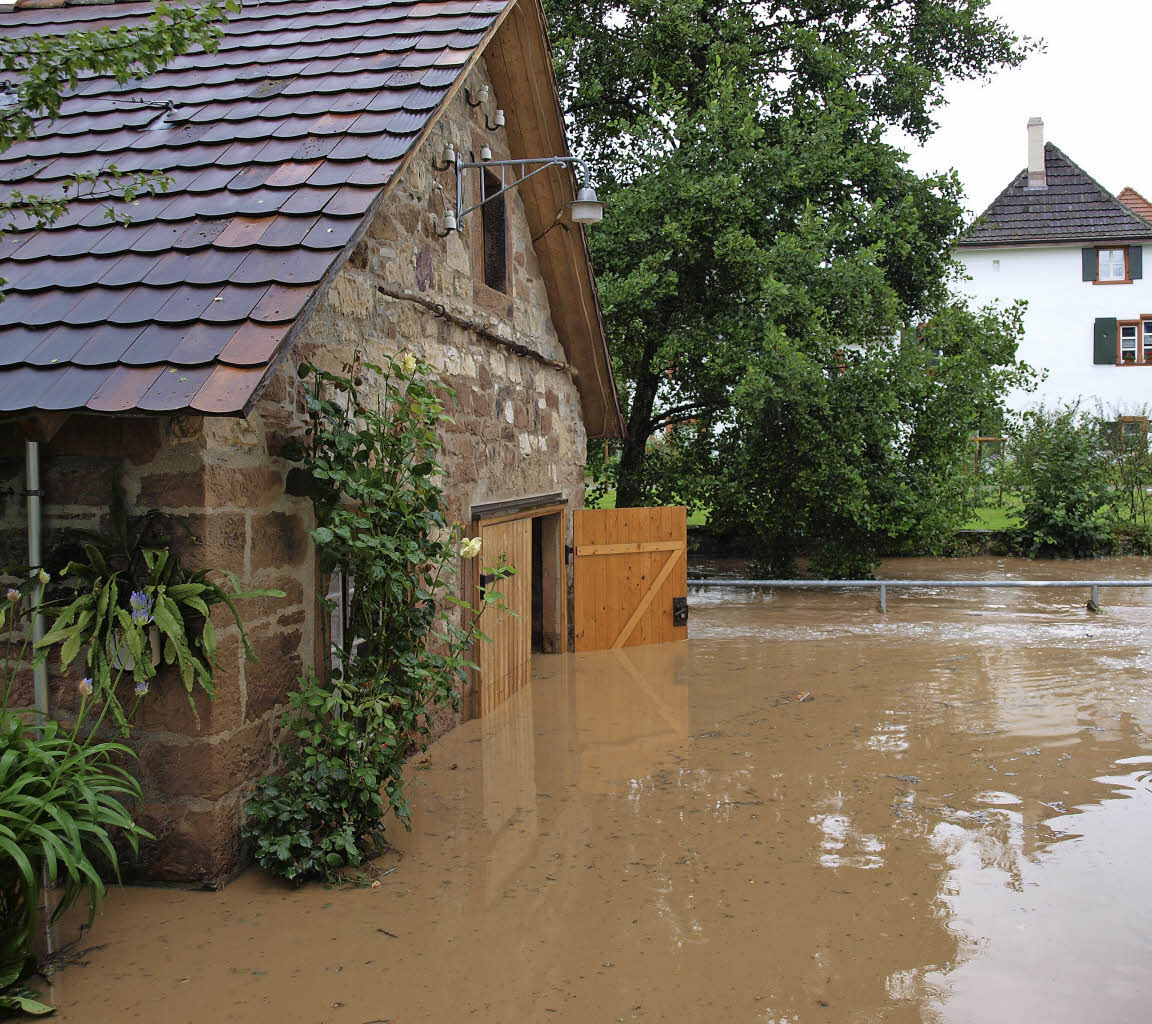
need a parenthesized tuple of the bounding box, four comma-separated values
(476, 643, 693, 900)
(479, 684, 538, 903)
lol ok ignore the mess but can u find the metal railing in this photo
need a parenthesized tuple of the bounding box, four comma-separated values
(688, 578, 1152, 612)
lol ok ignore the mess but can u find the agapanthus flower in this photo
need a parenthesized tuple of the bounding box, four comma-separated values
(78, 678, 93, 696)
(129, 589, 155, 625)
(5, 589, 18, 603)
(134, 681, 149, 697)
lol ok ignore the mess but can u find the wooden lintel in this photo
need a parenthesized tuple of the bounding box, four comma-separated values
(471, 492, 565, 522)
(18, 413, 71, 444)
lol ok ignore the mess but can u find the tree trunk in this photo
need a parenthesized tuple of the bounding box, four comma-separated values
(615, 363, 660, 508)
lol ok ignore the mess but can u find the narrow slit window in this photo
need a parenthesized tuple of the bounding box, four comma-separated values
(481, 168, 507, 293)
(1143, 321, 1152, 364)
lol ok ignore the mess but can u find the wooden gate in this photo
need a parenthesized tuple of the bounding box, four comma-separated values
(573, 506, 688, 651)
(476, 517, 532, 715)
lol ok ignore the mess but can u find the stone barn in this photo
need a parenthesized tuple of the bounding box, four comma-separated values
(0, 0, 622, 884)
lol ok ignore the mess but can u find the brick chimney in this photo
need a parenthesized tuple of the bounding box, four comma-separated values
(1027, 116, 1046, 189)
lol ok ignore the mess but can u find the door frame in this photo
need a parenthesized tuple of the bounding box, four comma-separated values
(465, 494, 568, 717)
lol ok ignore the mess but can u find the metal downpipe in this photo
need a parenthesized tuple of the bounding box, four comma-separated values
(25, 440, 53, 964)
(26, 440, 47, 720)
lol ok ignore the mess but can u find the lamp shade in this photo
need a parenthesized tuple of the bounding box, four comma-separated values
(569, 185, 603, 224)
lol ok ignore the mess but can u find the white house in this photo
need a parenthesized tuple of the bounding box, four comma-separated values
(956, 118, 1152, 421)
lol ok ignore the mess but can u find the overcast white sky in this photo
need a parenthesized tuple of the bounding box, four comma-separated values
(894, 0, 1152, 218)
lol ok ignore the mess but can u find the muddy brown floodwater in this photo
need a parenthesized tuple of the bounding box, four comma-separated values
(39, 556, 1152, 1023)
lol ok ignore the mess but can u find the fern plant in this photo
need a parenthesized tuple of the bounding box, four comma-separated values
(35, 479, 282, 732)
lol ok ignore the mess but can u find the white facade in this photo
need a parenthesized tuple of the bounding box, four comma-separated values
(956, 243, 1152, 416)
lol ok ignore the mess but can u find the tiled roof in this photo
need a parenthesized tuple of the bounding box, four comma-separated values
(1118, 186, 1152, 226)
(958, 143, 1152, 249)
(0, 0, 508, 415)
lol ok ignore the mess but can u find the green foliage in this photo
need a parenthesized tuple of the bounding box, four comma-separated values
(1009, 404, 1114, 557)
(0, 1, 237, 246)
(245, 354, 509, 884)
(36, 479, 281, 734)
(544, 0, 1038, 557)
(244, 670, 394, 882)
(0, 591, 151, 1015)
(686, 303, 1030, 576)
(1098, 409, 1152, 530)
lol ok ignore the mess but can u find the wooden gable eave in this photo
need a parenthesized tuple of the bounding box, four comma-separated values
(482, 0, 624, 440)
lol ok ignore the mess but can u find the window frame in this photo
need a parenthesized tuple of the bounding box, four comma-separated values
(1118, 415, 1149, 444)
(1115, 316, 1152, 365)
(479, 167, 508, 294)
(1096, 246, 1131, 285)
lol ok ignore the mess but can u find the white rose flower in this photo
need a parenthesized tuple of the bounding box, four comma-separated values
(401, 353, 417, 375)
(460, 537, 482, 558)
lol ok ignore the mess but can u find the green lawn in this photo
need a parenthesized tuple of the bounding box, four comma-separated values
(592, 489, 709, 527)
(962, 500, 1021, 531)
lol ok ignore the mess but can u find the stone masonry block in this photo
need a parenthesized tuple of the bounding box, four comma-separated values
(171, 511, 247, 573)
(244, 625, 303, 721)
(138, 719, 270, 801)
(131, 795, 244, 887)
(250, 511, 310, 569)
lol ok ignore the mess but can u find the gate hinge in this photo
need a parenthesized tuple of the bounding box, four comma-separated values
(480, 573, 495, 590)
(673, 596, 688, 626)
(565, 544, 574, 564)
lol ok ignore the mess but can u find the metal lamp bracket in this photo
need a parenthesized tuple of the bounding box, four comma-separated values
(435, 153, 595, 237)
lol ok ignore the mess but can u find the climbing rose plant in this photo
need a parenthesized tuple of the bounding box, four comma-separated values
(244, 353, 510, 883)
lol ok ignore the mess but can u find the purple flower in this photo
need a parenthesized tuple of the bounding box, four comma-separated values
(134, 681, 149, 697)
(78, 678, 93, 697)
(129, 590, 155, 626)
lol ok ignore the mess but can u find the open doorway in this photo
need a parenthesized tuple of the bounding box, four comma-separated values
(532, 512, 563, 654)
(471, 497, 567, 716)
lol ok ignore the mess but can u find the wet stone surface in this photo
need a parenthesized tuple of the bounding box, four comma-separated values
(45, 557, 1152, 1022)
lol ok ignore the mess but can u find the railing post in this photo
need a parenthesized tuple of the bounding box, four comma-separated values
(878, 583, 887, 613)
(1088, 583, 1101, 613)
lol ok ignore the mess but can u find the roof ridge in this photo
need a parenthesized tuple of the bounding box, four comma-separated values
(1044, 142, 1152, 235)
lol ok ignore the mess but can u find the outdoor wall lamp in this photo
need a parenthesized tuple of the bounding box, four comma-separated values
(434, 153, 603, 237)
(433, 83, 603, 235)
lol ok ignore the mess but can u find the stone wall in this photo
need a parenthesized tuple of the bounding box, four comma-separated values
(0, 56, 588, 885)
(0, 409, 315, 886)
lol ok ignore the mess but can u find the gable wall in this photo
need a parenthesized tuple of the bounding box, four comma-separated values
(278, 53, 587, 528)
(957, 243, 1152, 415)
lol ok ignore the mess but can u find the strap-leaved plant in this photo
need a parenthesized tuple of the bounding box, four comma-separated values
(245, 353, 510, 883)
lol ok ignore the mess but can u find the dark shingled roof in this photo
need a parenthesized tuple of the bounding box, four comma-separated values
(0, 0, 508, 415)
(958, 143, 1152, 249)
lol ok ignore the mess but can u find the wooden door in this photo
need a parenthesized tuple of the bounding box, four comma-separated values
(476, 517, 532, 715)
(573, 506, 688, 651)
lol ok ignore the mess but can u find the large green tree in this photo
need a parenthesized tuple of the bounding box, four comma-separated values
(544, 0, 1037, 567)
(0, 0, 236, 240)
